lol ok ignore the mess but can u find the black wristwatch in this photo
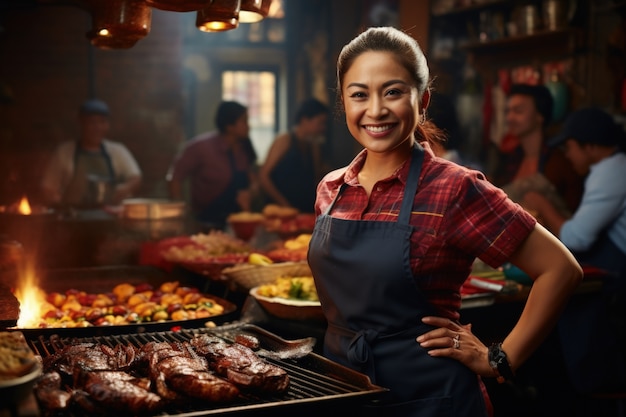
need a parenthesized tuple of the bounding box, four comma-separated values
(488, 343, 515, 383)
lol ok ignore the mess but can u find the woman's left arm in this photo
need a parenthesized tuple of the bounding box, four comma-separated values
(418, 224, 582, 377)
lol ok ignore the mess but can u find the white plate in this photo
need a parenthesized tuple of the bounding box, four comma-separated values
(249, 287, 325, 321)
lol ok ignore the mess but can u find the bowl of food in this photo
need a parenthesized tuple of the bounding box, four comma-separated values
(0, 331, 43, 406)
(249, 276, 324, 321)
(227, 212, 265, 241)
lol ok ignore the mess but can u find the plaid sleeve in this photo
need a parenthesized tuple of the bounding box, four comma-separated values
(445, 171, 536, 268)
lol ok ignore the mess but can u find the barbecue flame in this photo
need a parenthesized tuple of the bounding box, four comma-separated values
(17, 196, 32, 215)
(14, 263, 48, 328)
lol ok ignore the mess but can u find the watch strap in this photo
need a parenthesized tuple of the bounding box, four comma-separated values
(488, 342, 515, 383)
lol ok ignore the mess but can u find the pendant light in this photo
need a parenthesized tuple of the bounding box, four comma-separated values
(196, 0, 241, 32)
(145, 0, 213, 13)
(238, 0, 270, 23)
(87, 0, 152, 50)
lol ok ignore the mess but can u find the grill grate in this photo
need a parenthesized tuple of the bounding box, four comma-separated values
(27, 323, 386, 416)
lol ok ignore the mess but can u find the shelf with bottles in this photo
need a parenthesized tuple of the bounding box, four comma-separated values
(461, 26, 585, 58)
(430, 0, 587, 56)
(430, 0, 509, 18)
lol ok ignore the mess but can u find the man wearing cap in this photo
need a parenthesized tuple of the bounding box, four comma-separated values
(522, 107, 626, 276)
(522, 106, 626, 396)
(41, 99, 142, 207)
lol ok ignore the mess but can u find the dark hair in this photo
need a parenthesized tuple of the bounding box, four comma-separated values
(294, 98, 329, 124)
(215, 101, 247, 133)
(508, 84, 554, 128)
(336, 26, 444, 146)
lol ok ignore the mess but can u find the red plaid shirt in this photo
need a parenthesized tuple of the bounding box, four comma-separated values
(315, 144, 536, 320)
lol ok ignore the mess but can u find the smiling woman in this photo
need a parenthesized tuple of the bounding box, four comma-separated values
(306, 26, 583, 417)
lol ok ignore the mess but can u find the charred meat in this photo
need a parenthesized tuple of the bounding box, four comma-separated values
(191, 334, 290, 393)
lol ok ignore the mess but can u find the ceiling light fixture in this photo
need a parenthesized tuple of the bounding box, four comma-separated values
(196, 0, 241, 32)
(86, 0, 152, 50)
(238, 0, 270, 23)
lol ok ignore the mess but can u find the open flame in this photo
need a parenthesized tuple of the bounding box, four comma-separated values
(17, 196, 32, 215)
(14, 262, 48, 328)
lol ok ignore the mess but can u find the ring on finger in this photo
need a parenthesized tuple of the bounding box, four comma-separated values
(452, 334, 460, 349)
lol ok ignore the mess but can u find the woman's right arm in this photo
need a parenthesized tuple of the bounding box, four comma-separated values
(499, 224, 582, 371)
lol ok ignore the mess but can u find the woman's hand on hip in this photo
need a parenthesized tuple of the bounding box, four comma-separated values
(416, 316, 494, 377)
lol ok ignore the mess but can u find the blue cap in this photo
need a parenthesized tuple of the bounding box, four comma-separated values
(548, 107, 623, 148)
(79, 99, 110, 116)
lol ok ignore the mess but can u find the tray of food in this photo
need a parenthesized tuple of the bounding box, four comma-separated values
(8, 266, 238, 337)
(158, 231, 252, 279)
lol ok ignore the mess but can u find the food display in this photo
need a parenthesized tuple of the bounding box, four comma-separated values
(262, 204, 315, 236)
(227, 211, 265, 241)
(159, 231, 251, 277)
(160, 231, 251, 263)
(266, 233, 311, 262)
(34, 334, 289, 415)
(24, 280, 228, 328)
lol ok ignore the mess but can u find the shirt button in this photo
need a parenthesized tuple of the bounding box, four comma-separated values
(376, 186, 382, 192)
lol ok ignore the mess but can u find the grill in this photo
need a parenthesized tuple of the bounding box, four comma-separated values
(27, 322, 387, 416)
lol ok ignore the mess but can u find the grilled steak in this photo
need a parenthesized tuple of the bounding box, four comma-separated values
(44, 342, 136, 376)
(149, 343, 240, 402)
(191, 335, 289, 393)
(75, 369, 164, 415)
(33, 371, 72, 412)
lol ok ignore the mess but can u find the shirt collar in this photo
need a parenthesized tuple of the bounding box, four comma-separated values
(340, 148, 414, 187)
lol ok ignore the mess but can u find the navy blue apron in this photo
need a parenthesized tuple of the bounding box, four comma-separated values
(307, 144, 489, 417)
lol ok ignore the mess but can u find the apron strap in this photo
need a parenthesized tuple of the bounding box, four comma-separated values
(397, 143, 424, 225)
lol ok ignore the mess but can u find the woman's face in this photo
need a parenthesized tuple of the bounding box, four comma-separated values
(231, 112, 250, 139)
(302, 113, 328, 139)
(341, 51, 421, 155)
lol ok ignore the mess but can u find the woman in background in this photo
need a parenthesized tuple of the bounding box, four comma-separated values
(259, 98, 329, 213)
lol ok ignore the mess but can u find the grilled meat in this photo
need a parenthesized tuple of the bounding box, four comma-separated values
(33, 371, 72, 412)
(44, 342, 136, 376)
(35, 334, 290, 415)
(191, 335, 289, 393)
(75, 369, 164, 415)
(149, 343, 240, 402)
(234, 334, 260, 350)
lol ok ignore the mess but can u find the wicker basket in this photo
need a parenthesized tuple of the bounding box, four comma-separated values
(222, 261, 312, 291)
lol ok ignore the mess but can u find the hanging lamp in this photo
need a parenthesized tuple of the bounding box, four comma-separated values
(86, 0, 152, 49)
(196, 0, 241, 32)
(238, 0, 270, 23)
(145, 0, 212, 13)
